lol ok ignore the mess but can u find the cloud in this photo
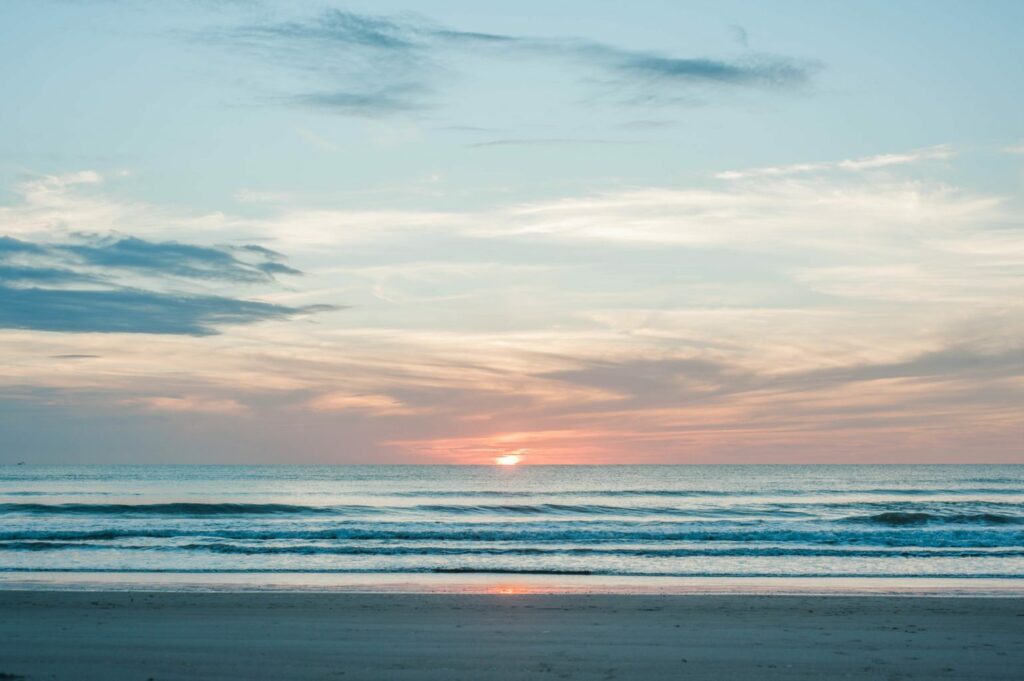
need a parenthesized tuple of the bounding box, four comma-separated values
(542, 342, 1024, 405)
(793, 262, 1022, 304)
(59, 235, 300, 283)
(0, 236, 47, 255)
(124, 395, 248, 415)
(469, 138, 642, 148)
(541, 357, 750, 407)
(716, 144, 954, 180)
(731, 25, 749, 48)
(0, 157, 1018, 463)
(0, 233, 333, 335)
(0, 263, 103, 286)
(0, 286, 328, 336)
(785, 345, 1024, 388)
(612, 53, 808, 89)
(616, 119, 678, 130)
(213, 8, 817, 116)
(524, 342, 1023, 461)
(835, 146, 954, 171)
(234, 163, 997, 251)
(294, 85, 430, 116)
(306, 392, 419, 415)
(0, 232, 304, 287)
(480, 175, 998, 250)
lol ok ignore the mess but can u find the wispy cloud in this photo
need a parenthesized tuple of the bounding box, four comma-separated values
(468, 138, 642, 149)
(227, 161, 995, 251)
(0, 232, 304, 287)
(211, 8, 817, 116)
(0, 188, 334, 334)
(716, 144, 954, 180)
(293, 85, 431, 117)
(611, 53, 808, 90)
(306, 392, 420, 416)
(730, 25, 750, 48)
(540, 344, 1024, 413)
(59, 235, 301, 282)
(0, 285, 322, 336)
(484, 176, 997, 251)
(1, 155, 1019, 462)
(124, 395, 248, 415)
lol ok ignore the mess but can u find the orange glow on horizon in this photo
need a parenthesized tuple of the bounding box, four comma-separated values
(495, 454, 522, 466)
(488, 583, 535, 595)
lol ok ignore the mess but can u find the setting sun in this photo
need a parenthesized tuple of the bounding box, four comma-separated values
(495, 454, 522, 466)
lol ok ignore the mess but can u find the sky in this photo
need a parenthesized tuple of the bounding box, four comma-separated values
(0, 0, 1021, 464)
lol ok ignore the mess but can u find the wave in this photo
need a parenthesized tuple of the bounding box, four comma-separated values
(0, 502, 344, 517)
(2, 523, 1021, 548)
(0, 491, 121, 497)
(5, 497, 1020, 519)
(0, 541, 86, 551)
(389, 487, 1024, 498)
(844, 512, 1023, 526)
(3, 540, 1019, 559)
(0, 501, 814, 518)
(391, 490, 737, 498)
(9, 488, 1013, 501)
(0, 566, 1020, 579)
(432, 568, 595, 575)
(166, 545, 1024, 559)
(409, 503, 788, 517)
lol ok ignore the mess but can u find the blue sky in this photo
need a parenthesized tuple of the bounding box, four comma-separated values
(0, 0, 1021, 463)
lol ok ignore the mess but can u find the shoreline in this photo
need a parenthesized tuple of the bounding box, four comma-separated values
(2, 591, 1022, 680)
(3, 571, 1023, 596)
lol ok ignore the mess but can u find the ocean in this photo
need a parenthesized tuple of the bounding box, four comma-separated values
(2, 465, 1023, 585)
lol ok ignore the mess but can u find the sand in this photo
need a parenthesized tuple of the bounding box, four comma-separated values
(1, 591, 1022, 680)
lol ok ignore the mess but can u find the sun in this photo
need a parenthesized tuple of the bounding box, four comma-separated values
(495, 454, 522, 466)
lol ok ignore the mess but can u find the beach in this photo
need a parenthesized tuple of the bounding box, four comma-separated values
(2, 591, 1022, 680)
(4, 466, 1021, 679)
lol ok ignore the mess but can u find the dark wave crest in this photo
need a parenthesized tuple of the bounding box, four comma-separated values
(0, 502, 343, 517)
(6, 540, 1017, 560)
(1, 522, 1021, 548)
(844, 512, 1023, 526)
(390, 487, 1024, 498)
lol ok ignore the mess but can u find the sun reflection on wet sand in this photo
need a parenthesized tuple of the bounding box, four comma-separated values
(486, 583, 539, 595)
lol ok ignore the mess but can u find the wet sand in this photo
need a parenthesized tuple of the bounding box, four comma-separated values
(1, 591, 1022, 680)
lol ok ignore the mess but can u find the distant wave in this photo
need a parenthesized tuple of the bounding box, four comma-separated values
(0, 502, 344, 517)
(844, 512, 1023, 526)
(174, 544, 1024, 558)
(0, 501, 813, 518)
(2, 540, 1020, 559)
(1, 523, 1021, 548)
(0, 541, 87, 551)
(4, 488, 1022, 500)
(0, 491, 121, 497)
(409, 503, 813, 517)
(389, 487, 1024, 498)
(390, 490, 739, 498)
(432, 568, 595, 575)
(0, 566, 1020, 579)
(5, 500, 1021, 524)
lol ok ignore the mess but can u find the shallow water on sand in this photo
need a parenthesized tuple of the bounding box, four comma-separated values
(2, 465, 1022, 581)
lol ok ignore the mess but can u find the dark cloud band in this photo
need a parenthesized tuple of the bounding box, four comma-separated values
(214, 9, 817, 117)
(0, 234, 335, 335)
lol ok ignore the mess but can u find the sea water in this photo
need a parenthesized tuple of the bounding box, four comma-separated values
(1, 465, 1022, 582)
